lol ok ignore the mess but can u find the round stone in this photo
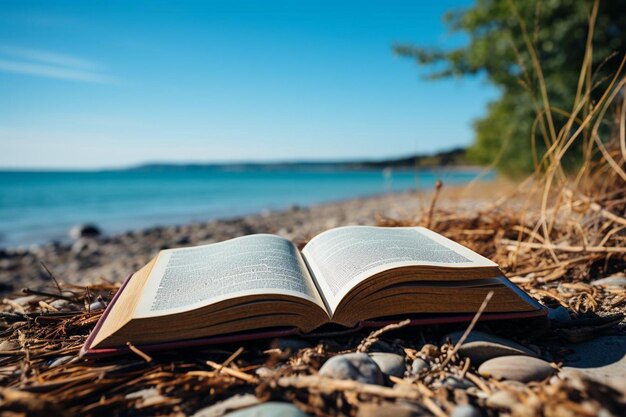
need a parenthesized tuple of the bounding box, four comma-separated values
(319, 352, 384, 385)
(486, 390, 518, 410)
(410, 358, 429, 375)
(591, 276, 626, 288)
(451, 404, 481, 417)
(547, 306, 571, 323)
(368, 352, 406, 378)
(48, 355, 75, 367)
(478, 355, 555, 382)
(223, 402, 310, 417)
(442, 376, 475, 390)
(443, 330, 536, 364)
(88, 301, 105, 312)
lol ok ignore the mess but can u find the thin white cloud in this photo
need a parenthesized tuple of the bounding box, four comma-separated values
(0, 45, 97, 70)
(0, 45, 114, 84)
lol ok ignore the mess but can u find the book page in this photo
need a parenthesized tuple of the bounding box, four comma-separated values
(135, 234, 325, 317)
(302, 226, 497, 312)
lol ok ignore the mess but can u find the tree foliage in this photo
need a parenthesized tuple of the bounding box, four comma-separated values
(395, 0, 626, 175)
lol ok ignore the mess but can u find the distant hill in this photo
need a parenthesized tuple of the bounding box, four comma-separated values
(128, 147, 470, 172)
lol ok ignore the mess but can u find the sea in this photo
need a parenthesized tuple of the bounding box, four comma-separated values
(0, 167, 494, 248)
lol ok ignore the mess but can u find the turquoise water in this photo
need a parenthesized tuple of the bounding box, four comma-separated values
(0, 168, 493, 248)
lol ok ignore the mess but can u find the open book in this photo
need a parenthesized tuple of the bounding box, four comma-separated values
(83, 226, 544, 355)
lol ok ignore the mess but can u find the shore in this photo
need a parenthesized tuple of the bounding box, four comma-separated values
(0, 179, 521, 294)
(0, 189, 436, 293)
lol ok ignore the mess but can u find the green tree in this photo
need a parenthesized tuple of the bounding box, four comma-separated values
(395, 0, 626, 175)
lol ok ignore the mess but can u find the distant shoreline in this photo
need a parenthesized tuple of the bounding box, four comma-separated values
(0, 147, 474, 172)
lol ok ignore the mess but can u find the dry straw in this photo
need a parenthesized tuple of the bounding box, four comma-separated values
(1, 1, 625, 415)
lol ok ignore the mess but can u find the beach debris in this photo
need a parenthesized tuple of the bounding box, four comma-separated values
(478, 355, 556, 382)
(318, 352, 384, 385)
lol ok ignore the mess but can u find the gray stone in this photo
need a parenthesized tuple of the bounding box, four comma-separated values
(547, 306, 570, 323)
(368, 352, 406, 378)
(11, 295, 38, 306)
(319, 353, 384, 385)
(48, 355, 75, 367)
(410, 358, 429, 375)
(69, 223, 101, 240)
(479, 356, 555, 382)
(49, 299, 70, 310)
(591, 275, 626, 287)
(88, 301, 104, 312)
(442, 376, 475, 390)
(451, 404, 481, 417)
(486, 390, 518, 410)
(223, 402, 310, 417)
(443, 330, 536, 364)
(192, 394, 260, 417)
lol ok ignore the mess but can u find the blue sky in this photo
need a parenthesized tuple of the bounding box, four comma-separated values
(1, 0, 498, 169)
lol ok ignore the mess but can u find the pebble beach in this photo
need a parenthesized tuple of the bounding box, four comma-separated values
(0, 189, 435, 294)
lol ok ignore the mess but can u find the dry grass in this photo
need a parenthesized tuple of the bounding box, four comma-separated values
(1, 1, 626, 416)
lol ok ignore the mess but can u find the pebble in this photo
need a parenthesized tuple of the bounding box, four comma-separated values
(442, 376, 475, 390)
(11, 295, 38, 306)
(591, 276, 626, 287)
(88, 301, 104, 312)
(368, 352, 406, 378)
(547, 306, 570, 323)
(0, 340, 18, 351)
(50, 299, 70, 310)
(192, 394, 260, 417)
(478, 355, 555, 382)
(451, 404, 481, 417)
(223, 402, 310, 417)
(69, 223, 101, 240)
(319, 353, 384, 385)
(48, 355, 74, 367)
(410, 358, 429, 375)
(486, 390, 518, 410)
(443, 330, 536, 364)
